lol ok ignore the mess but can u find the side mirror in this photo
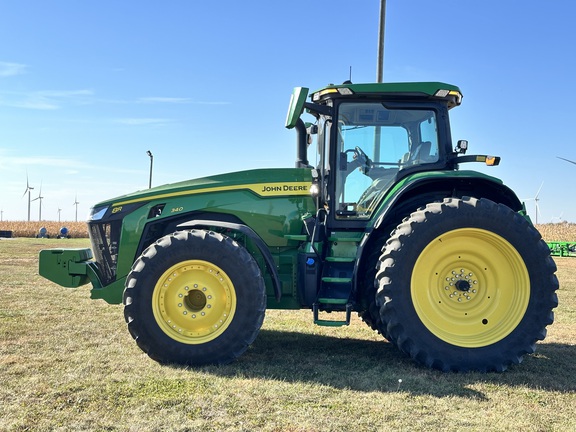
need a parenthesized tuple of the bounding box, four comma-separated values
(455, 140, 468, 154)
(285, 87, 310, 129)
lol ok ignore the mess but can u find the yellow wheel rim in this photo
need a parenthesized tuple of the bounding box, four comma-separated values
(152, 260, 236, 344)
(412, 228, 530, 348)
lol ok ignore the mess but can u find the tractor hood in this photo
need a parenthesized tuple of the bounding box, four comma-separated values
(85, 167, 317, 302)
(90, 168, 314, 212)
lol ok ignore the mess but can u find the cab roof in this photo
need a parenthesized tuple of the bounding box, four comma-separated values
(311, 82, 463, 108)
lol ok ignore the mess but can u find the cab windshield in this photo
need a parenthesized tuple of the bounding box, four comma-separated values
(334, 102, 439, 219)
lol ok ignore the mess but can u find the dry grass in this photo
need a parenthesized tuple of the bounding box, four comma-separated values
(0, 221, 89, 238)
(0, 238, 575, 431)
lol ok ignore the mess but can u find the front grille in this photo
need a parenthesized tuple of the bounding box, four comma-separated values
(89, 220, 121, 286)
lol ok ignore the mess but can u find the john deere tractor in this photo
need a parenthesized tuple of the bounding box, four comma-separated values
(39, 81, 559, 372)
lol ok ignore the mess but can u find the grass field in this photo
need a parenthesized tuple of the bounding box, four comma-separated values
(1, 238, 575, 431)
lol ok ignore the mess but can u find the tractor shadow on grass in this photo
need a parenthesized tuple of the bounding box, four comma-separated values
(200, 330, 576, 398)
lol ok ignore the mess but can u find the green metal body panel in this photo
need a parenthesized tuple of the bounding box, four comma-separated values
(100, 168, 313, 209)
(366, 169, 505, 229)
(90, 168, 315, 305)
(285, 87, 309, 128)
(38, 248, 101, 288)
(90, 277, 126, 303)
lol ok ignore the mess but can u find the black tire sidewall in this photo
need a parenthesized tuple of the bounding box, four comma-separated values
(124, 230, 266, 365)
(378, 198, 557, 371)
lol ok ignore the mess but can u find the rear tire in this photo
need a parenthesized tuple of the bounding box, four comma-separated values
(376, 197, 558, 372)
(357, 234, 388, 335)
(124, 230, 266, 366)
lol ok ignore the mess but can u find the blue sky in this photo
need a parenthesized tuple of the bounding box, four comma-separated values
(1, 1, 575, 223)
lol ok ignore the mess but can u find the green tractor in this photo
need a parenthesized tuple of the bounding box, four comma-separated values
(39, 81, 559, 372)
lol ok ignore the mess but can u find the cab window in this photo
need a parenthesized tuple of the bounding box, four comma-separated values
(334, 102, 439, 219)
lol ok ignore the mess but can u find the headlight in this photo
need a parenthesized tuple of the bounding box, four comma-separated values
(89, 206, 108, 221)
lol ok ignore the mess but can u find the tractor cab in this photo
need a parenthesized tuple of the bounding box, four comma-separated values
(287, 82, 483, 326)
(287, 82, 463, 228)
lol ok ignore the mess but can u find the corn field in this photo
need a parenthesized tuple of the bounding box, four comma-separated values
(1, 220, 575, 241)
(0, 221, 89, 238)
(535, 223, 576, 242)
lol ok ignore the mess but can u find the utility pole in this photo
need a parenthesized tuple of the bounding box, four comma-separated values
(374, 0, 387, 160)
(377, 0, 387, 83)
(147, 150, 154, 189)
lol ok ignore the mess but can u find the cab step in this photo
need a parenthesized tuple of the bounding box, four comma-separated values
(313, 300, 353, 327)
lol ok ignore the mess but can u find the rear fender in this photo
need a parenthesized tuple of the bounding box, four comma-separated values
(374, 174, 523, 231)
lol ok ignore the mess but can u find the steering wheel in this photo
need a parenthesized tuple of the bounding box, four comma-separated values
(352, 146, 371, 174)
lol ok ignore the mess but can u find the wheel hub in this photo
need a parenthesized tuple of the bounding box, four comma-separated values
(185, 287, 207, 311)
(444, 268, 478, 302)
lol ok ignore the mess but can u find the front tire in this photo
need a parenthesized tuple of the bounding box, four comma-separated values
(376, 197, 558, 372)
(124, 230, 266, 366)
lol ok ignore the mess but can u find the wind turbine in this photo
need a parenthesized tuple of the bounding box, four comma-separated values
(551, 212, 565, 223)
(73, 195, 79, 222)
(523, 182, 544, 224)
(22, 175, 34, 222)
(31, 182, 44, 221)
(57, 206, 62, 223)
(557, 156, 576, 165)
